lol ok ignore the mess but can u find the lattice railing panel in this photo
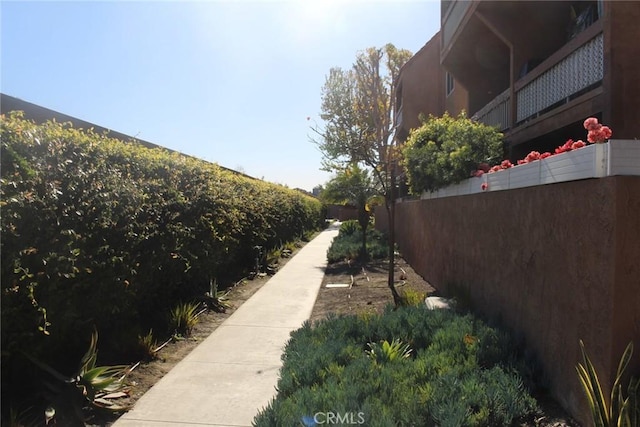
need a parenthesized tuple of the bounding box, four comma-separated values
(516, 32, 603, 122)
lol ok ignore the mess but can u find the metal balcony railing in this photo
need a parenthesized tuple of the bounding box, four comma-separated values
(471, 88, 510, 131)
(516, 32, 604, 123)
(470, 28, 604, 131)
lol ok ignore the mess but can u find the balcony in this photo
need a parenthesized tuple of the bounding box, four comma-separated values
(471, 88, 509, 131)
(515, 28, 603, 124)
(441, 0, 473, 56)
(471, 22, 604, 140)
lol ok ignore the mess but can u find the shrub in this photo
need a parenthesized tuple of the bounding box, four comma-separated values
(339, 219, 360, 236)
(136, 330, 158, 361)
(327, 227, 388, 263)
(253, 306, 538, 426)
(400, 288, 427, 307)
(169, 302, 200, 337)
(402, 112, 503, 194)
(1, 113, 324, 420)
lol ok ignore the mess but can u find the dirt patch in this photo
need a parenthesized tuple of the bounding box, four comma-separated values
(310, 257, 436, 323)
(89, 272, 273, 426)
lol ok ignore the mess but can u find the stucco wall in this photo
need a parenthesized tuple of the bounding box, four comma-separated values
(326, 204, 358, 222)
(377, 176, 640, 424)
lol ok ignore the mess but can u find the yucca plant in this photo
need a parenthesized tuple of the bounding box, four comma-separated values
(137, 329, 158, 361)
(169, 301, 200, 337)
(577, 340, 639, 427)
(366, 338, 412, 365)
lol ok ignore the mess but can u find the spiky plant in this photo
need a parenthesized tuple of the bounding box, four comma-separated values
(365, 338, 412, 365)
(577, 340, 639, 427)
(169, 302, 200, 337)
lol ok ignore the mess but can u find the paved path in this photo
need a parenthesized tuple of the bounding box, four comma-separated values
(114, 223, 339, 427)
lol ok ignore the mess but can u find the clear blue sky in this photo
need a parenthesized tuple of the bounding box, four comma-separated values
(1, 0, 440, 191)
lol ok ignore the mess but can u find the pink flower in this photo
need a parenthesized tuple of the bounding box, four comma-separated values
(583, 117, 600, 131)
(571, 140, 586, 150)
(556, 139, 573, 154)
(471, 169, 485, 177)
(540, 152, 552, 159)
(501, 160, 513, 169)
(588, 129, 607, 143)
(524, 151, 541, 163)
(517, 159, 526, 165)
(489, 165, 502, 173)
(481, 182, 488, 191)
(477, 162, 490, 173)
(601, 126, 612, 139)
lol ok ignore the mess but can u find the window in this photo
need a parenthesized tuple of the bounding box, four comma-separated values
(445, 72, 455, 97)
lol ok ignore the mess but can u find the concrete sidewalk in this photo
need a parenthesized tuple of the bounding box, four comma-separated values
(114, 223, 339, 427)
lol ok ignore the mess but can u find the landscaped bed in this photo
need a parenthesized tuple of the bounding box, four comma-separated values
(254, 304, 542, 426)
(253, 222, 579, 427)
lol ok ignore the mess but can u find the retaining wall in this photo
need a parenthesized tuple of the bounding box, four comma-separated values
(377, 176, 640, 425)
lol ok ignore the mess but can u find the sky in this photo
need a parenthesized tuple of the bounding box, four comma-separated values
(1, 0, 441, 191)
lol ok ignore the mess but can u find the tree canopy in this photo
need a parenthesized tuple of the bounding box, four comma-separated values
(314, 44, 412, 195)
(321, 164, 379, 260)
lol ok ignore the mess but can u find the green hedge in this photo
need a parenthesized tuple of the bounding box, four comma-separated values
(254, 306, 538, 426)
(1, 113, 324, 409)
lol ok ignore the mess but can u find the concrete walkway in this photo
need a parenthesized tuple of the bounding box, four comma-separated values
(114, 223, 339, 427)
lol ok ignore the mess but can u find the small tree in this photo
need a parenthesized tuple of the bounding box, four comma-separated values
(321, 164, 378, 260)
(402, 112, 504, 194)
(312, 44, 412, 306)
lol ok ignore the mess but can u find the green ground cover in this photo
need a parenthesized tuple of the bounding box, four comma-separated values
(254, 305, 539, 427)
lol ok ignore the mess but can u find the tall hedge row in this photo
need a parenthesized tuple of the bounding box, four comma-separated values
(1, 113, 324, 403)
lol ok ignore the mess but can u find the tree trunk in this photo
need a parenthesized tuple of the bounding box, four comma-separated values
(387, 168, 401, 307)
(358, 206, 369, 261)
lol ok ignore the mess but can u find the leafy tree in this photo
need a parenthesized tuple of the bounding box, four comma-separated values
(321, 164, 378, 260)
(312, 44, 412, 305)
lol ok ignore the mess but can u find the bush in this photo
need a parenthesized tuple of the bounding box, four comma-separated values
(327, 226, 388, 263)
(253, 306, 538, 426)
(1, 113, 324, 418)
(402, 112, 504, 194)
(339, 219, 360, 236)
(400, 288, 427, 307)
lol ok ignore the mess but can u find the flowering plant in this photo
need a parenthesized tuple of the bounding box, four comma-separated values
(473, 117, 613, 182)
(584, 117, 612, 143)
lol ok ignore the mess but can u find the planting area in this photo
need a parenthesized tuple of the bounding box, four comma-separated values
(255, 224, 579, 427)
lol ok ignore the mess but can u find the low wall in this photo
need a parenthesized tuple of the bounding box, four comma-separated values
(326, 204, 358, 222)
(377, 176, 640, 425)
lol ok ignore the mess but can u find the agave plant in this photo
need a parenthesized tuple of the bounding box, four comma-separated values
(577, 340, 639, 427)
(365, 338, 412, 365)
(25, 329, 130, 425)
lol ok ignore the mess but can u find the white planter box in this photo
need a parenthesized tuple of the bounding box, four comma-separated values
(418, 139, 639, 200)
(468, 176, 485, 194)
(509, 161, 541, 189)
(485, 170, 510, 191)
(541, 143, 607, 184)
